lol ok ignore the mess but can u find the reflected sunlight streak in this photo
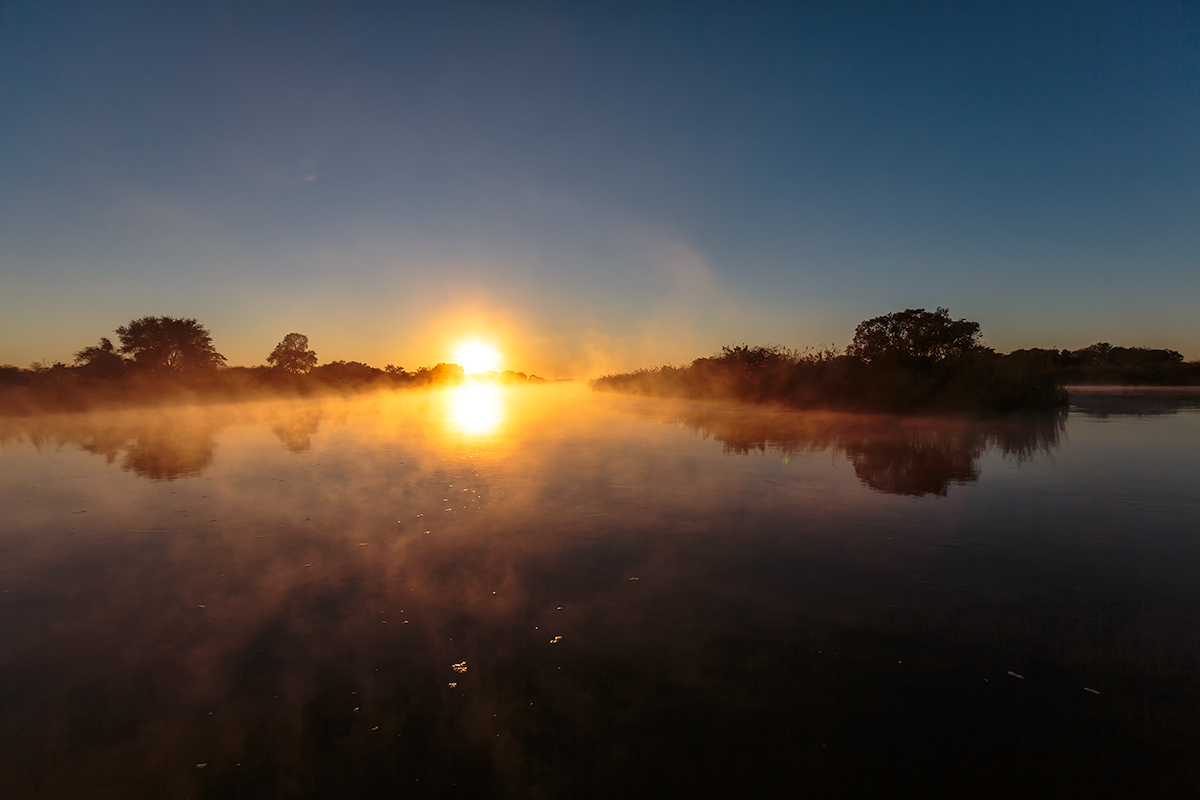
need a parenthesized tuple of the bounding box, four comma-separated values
(447, 383, 504, 436)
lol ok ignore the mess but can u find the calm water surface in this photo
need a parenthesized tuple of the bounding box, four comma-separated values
(2, 385, 1199, 798)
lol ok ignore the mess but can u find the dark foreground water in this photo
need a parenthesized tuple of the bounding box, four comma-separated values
(1, 385, 1198, 798)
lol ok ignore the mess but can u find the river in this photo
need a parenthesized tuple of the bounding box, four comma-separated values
(2, 384, 1198, 797)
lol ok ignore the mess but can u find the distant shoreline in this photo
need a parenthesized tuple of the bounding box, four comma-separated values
(589, 311, 1197, 414)
(0, 367, 542, 418)
(0, 376, 1195, 419)
(1065, 384, 1200, 392)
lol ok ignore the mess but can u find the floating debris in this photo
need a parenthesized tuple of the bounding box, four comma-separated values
(196, 764, 206, 769)
(371, 726, 379, 731)
(358, 543, 368, 547)
(452, 662, 468, 673)
(1008, 671, 1025, 679)
(448, 682, 457, 688)
(197, 605, 205, 609)
(1084, 687, 1101, 695)
(628, 577, 639, 581)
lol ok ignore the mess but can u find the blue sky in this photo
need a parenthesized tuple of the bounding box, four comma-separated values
(2, 1, 1197, 374)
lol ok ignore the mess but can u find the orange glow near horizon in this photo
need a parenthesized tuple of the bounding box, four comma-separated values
(453, 339, 502, 374)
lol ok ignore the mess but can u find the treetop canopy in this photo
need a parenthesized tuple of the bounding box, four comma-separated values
(848, 307, 983, 364)
(115, 316, 226, 373)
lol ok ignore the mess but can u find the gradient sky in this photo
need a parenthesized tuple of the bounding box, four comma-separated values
(2, 1, 1197, 375)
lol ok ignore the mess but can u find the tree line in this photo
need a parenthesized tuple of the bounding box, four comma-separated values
(2, 310, 1195, 416)
(590, 307, 1199, 413)
(0, 316, 543, 414)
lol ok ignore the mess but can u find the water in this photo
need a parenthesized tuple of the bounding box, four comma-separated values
(2, 385, 1198, 798)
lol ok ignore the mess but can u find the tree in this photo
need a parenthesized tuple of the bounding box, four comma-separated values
(414, 363, 465, 385)
(266, 333, 318, 374)
(115, 316, 226, 373)
(847, 307, 982, 364)
(310, 360, 385, 384)
(714, 344, 797, 370)
(73, 337, 127, 378)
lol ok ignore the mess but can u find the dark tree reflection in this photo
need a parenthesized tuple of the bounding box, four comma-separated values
(3, 414, 220, 481)
(844, 436, 978, 496)
(643, 406, 1065, 496)
(271, 409, 322, 452)
(1, 403, 337, 481)
(90, 425, 217, 481)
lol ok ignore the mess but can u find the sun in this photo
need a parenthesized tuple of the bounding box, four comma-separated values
(453, 340, 502, 375)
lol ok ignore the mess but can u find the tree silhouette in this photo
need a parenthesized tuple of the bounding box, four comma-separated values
(115, 316, 226, 373)
(73, 337, 127, 378)
(847, 307, 982, 364)
(266, 333, 318, 374)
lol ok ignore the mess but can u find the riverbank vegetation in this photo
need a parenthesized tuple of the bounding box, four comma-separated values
(0, 317, 544, 415)
(591, 308, 1198, 413)
(4, 310, 1195, 416)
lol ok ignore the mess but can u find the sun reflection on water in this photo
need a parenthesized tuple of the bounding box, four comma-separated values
(447, 382, 504, 436)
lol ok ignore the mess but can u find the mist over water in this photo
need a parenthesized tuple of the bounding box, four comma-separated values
(2, 385, 1199, 797)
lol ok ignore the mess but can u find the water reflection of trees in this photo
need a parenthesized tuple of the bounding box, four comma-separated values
(645, 407, 1065, 496)
(0, 413, 221, 481)
(84, 422, 218, 480)
(271, 409, 323, 452)
(0, 403, 326, 481)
